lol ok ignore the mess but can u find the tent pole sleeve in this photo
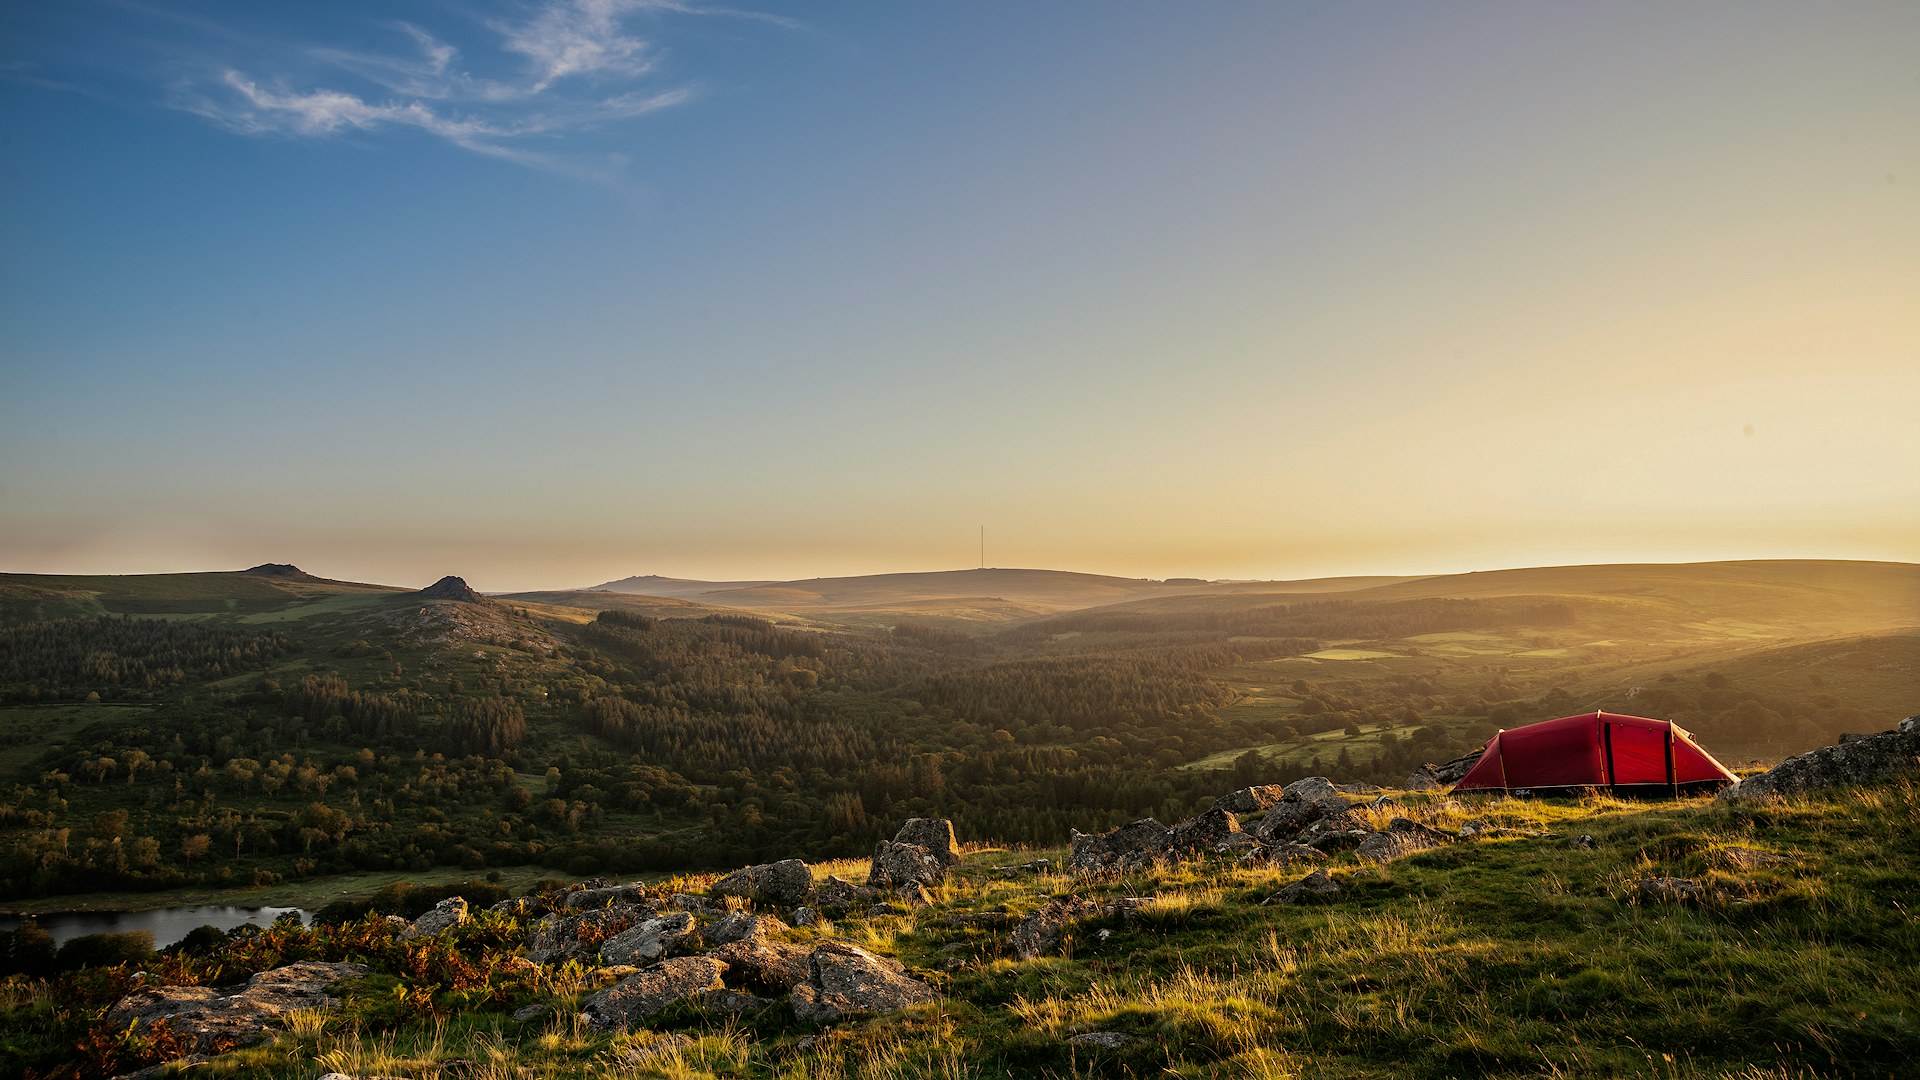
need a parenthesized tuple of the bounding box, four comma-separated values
(1496, 731, 1508, 795)
(1602, 721, 1615, 791)
(1666, 724, 1677, 798)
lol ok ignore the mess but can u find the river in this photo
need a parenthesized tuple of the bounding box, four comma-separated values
(0, 906, 311, 949)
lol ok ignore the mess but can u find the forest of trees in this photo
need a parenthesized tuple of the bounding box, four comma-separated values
(0, 598, 1879, 899)
(0, 617, 293, 702)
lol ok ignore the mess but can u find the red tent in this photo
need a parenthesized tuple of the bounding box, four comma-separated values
(1453, 711, 1737, 794)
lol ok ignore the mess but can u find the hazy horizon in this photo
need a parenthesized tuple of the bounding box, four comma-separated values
(5, 2, 1916, 593)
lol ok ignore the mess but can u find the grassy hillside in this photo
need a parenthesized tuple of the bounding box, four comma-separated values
(3, 779, 1915, 1079)
(0, 560, 1910, 908)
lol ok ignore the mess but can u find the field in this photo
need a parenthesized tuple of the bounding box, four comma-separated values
(3, 778, 1916, 1079)
(0, 559, 1912, 911)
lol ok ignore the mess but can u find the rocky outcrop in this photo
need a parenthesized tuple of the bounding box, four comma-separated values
(790, 942, 938, 1022)
(1009, 897, 1104, 960)
(107, 961, 368, 1056)
(1254, 778, 1356, 842)
(402, 897, 468, 939)
(1402, 767, 1443, 791)
(700, 911, 788, 949)
(1432, 750, 1485, 786)
(711, 859, 815, 906)
(1720, 717, 1920, 801)
(564, 883, 652, 910)
(415, 575, 483, 603)
(869, 840, 946, 890)
(813, 875, 877, 910)
(582, 957, 728, 1031)
(599, 912, 695, 966)
(527, 907, 640, 963)
(1068, 819, 1172, 876)
(708, 937, 812, 994)
(1213, 785, 1287, 814)
(1168, 808, 1244, 859)
(892, 818, 961, 868)
(1240, 842, 1328, 869)
(1263, 869, 1341, 905)
(1354, 818, 1455, 863)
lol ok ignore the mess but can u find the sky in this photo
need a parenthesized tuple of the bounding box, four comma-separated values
(2, 1, 1917, 592)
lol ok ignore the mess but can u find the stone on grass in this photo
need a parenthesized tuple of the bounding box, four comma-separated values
(581, 957, 728, 1031)
(1255, 778, 1355, 842)
(402, 897, 467, 939)
(789, 942, 937, 1023)
(708, 937, 812, 994)
(1168, 808, 1243, 860)
(1213, 785, 1288, 814)
(1354, 818, 1455, 863)
(1068, 819, 1172, 876)
(107, 961, 368, 1057)
(868, 840, 946, 889)
(1263, 869, 1341, 905)
(598, 912, 695, 966)
(1009, 897, 1104, 960)
(1068, 1032, 1136, 1050)
(1720, 718, 1920, 801)
(700, 911, 789, 949)
(1241, 842, 1328, 869)
(891, 818, 960, 868)
(710, 859, 815, 906)
(813, 875, 876, 909)
(564, 883, 651, 910)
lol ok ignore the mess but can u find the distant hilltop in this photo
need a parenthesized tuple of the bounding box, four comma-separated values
(243, 563, 317, 580)
(415, 576, 483, 603)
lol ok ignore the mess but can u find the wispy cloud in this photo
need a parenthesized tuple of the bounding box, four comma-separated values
(158, 0, 774, 181)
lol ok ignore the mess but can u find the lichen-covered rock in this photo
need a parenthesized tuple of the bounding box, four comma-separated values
(1068, 819, 1172, 876)
(790, 942, 937, 1022)
(1354, 817, 1456, 863)
(1298, 809, 1372, 849)
(893, 881, 934, 907)
(1240, 842, 1328, 869)
(526, 906, 640, 963)
(599, 912, 696, 966)
(1720, 718, 1920, 801)
(1009, 897, 1104, 959)
(813, 875, 877, 909)
(709, 937, 812, 993)
(581, 957, 728, 1031)
(868, 840, 945, 889)
(711, 859, 815, 906)
(1254, 777, 1355, 842)
(1431, 750, 1485, 786)
(1213, 785, 1287, 814)
(700, 911, 789, 949)
(1402, 767, 1443, 791)
(107, 961, 368, 1057)
(1263, 869, 1341, 905)
(697, 988, 774, 1014)
(1069, 1031, 1136, 1050)
(564, 883, 652, 910)
(403, 897, 468, 939)
(1168, 807, 1244, 860)
(891, 818, 960, 868)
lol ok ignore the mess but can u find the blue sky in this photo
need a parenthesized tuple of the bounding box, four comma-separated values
(3, 2, 1917, 590)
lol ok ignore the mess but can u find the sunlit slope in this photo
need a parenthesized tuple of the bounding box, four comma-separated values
(1070, 560, 1919, 641)
(1346, 560, 1920, 637)
(587, 567, 1428, 616)
(0, 567, 405, 624)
